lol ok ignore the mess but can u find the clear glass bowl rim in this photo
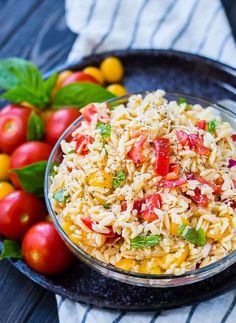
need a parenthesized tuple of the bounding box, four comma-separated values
(44, 91, 236, 281)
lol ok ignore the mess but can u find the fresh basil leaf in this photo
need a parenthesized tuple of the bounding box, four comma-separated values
(178, 224, 206, 246)
(0, 58, 55, 109)
(0, 240, 22, 260)
(113, 170, 126, 189)
(177, 97, 187, 105)
(68, 150, 76, 154)
(43, 72, 58, 98)
(11, 161, 47, 197)
(53, 188, 68, 203)
(130, 234, 162, 249)
(103, 202, 111, 209)
(27, 111, 44, 141)
(53, 83, 116, 109)
(49, 161, 59, 177)
(208, 119, 217, 134)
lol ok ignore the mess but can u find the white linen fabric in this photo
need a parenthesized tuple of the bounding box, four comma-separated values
(57, 0, 236, 322)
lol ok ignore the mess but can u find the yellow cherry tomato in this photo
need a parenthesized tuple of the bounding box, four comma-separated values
(0, 182, 15, 199)
(106, 84, 127, 97)
(83, 66, 104, 85)
(57, 70, 73, 87)
(0, 154, 11, 181)
(100, 56, 124, 83)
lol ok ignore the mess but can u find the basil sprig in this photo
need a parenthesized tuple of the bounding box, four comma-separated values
(10, 161, 47, 197)
(0, 58, 57, 109)
(53, 83, 115, 109)
(0, 240, 22, 260)
(27, 111, 44, 141)
(208, 119, 217, 134)
(113, 170, 126, 189)
(178, 224, 206, 246)
(130, 234, 162, 249)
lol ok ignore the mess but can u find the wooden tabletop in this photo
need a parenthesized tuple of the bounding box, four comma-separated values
(0, 0, 235, 322)
(0, 0, 76, 322)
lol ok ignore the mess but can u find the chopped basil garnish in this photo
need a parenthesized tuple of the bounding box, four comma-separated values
(68, 149, 76, 154)
(130, 234, 162, 249)
(53, 188, 68, 203)
(208, 119, 217, 134)
(103, 202, 111, 209)
(113, 170, 126, 189)
(177, 97, 187, 105)
(178, 224, 206, 246)
(96, 122, 111, 139)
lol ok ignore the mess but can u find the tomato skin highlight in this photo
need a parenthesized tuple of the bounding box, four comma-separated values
(60, 71, 98, 87)
(73, 134, 94, 155)
(153, 138, 170, 176)
(128, 135, 147, 165)
(0, 106, 32, 154)
(0, 191, 47, 240)
(9, 141, 52, 189)
(22, 221, 74, 274)
(80, 104, 97, 122)
(45, 109, 81, 146)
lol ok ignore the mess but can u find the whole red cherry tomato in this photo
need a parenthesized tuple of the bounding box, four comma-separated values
(0, 191, 47, 240)
(22, 221, 74, 274)
(45, 109, 81, 146)
(9, 141, 52, 189)
(0, 105, 32, 154)
(60, 71, 98, 88)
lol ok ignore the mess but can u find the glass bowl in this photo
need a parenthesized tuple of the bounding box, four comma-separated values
(45, 92, 236, 287)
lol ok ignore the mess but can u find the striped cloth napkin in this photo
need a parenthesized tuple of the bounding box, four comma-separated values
(57, 0, 236, 322)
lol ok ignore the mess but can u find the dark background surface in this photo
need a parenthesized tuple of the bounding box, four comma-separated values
(0, 0, 235, 322)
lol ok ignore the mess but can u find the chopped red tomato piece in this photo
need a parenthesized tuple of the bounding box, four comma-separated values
(187, 188, 209, 207)
(196, 120, 206, 130)
(133, 198, 146, 213)
(187, 173, 221, 194)
(81, 217, 116, 238)
(142, 194, 162, 223)
(121, 201, 127, 211)
(153, 138, 170, 176)
(176, 130, 190, 146)
(128, 135, 147, 165)
(233, 180, 236, 188)
(73, 134, 94, 155)
(164, 163, 180, 180)
(176, 130, 209, 156)
(232, 134, 236, 141)
(81, 104, 97, 122)
(158, 178, 187, 188)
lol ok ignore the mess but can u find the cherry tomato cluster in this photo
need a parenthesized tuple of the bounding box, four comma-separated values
(0, 56, 126, 275)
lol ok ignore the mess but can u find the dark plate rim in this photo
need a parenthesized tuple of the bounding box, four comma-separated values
(2, 48, 236, 310)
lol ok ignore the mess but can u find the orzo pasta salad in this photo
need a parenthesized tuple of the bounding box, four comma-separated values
(49, 90, 236, 275)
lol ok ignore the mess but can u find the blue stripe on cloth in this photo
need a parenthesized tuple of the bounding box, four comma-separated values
(92, 0, 122, 53)
(112, 311, 126, 323)
(149, 311, 160, 323)
(170, 0, 200, 48)
(149, 0, 179, 47)
(217, 32, 232, 60)
(84, 0, 97, 26)
(196, 3, 221, 52)
(128, 0, 150, 49)
(220, 291, 236, 323)
(185, 304, 198, 323)
(81, 305, 93, 323)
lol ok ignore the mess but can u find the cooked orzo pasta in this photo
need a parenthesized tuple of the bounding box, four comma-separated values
(49, 90, 236, 275)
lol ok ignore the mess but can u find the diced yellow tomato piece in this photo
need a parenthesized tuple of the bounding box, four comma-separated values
(139, 259, 149, 273)
(171, 218, 190, 235)
(174, 246, 189, 267)
(88, 171, 113, 189)
(207, 227, 230, 241)
(83, 66, 104, 85)
(115, 259, 136, 271)
(159, 254, 176, 269)
(62, 220, 74, 235)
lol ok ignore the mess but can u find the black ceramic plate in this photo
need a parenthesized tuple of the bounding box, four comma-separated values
(1, 50, 236, 310)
